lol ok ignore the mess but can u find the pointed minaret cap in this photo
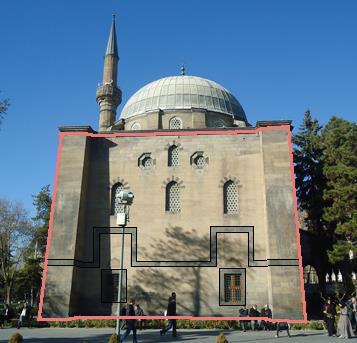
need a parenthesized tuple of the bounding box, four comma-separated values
(106, 13, 118, 57)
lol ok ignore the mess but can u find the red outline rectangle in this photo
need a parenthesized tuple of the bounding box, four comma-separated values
(38, 125, 307, 323)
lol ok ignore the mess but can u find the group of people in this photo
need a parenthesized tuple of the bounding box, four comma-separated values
(0, 303, 30, 329)
(119, 300, 145, 342)
(323, 296, 356, 339)
(238, 304, 290, 337)
(119, 292, 177, 342)
(239, 304, 273, 331)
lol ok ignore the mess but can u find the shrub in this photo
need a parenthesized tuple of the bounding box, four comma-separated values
(308, 321, 324, 330)
(8, 333, 23, 343)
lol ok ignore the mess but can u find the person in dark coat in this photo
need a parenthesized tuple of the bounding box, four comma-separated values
(239, 306, 249, 332)
(0, 304, 14, 327)
(120, 304, 127, 330)
(120, 300, 137, 343)
(260, 304, 272, 330)
(160, 292, 178, 337)
(249, 305, 260, 330)
(323, 298, 337, 337)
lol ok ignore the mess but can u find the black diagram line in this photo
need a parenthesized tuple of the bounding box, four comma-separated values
(47, 226, 299, 268)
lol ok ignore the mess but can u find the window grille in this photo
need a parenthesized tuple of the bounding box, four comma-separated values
(169, 117, 182, 129)
(214, 119, 226, 128)
(166, 181, 181, 213)
(224, 273, 241, 303)
(223, 181, 238, 214)
(194, 155, 206, 168)
(168, 145, 179, 167)
(142, 157, 153, 169)
(113, 183, 125, 214)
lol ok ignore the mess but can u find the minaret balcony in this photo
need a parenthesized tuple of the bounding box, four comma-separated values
(96, 83, 122, 105)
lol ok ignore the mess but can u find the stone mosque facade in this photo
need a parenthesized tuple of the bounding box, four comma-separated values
(40, 16, 305, 320)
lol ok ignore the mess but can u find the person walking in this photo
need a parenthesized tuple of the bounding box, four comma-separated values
(323, 297, 337, 337)
(160, 292, 178, 337)
(16, 304, 27, 329)
(337, 301, 354, 339)
(120, 299, 137, 343)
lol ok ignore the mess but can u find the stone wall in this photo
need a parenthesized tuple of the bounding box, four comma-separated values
(42, 126, 304, 319)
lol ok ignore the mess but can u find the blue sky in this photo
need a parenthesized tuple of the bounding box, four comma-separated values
(0, 0, 356, 215)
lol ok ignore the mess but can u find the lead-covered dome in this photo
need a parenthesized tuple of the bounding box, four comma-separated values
(120, 76, 247, 122)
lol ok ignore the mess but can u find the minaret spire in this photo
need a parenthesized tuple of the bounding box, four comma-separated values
(106, 14, 118, 57)
(96, 14, 122, 132)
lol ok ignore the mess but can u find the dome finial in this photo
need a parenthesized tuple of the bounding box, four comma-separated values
(180, 64, 185, 76)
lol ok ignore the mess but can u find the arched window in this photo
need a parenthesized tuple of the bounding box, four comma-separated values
(166, 181, 180, 213)
(303, 265, 319, 284)
(112, 183, 125, 215)
(169, 117, 182, 129)
(168, 145, 179, 167)
(223, 181, 238, 214)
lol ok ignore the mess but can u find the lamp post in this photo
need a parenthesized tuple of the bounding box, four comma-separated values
(115, 191, 134, 340)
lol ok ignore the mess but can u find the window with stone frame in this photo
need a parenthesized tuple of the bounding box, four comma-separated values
(219, 268, 245, 306)
(168, 145, 179, 167)
(223, 180, 238, 214)
(165, 181, 181, 213)
(112, 183, 125, 215)
(169, 117, 182, 129)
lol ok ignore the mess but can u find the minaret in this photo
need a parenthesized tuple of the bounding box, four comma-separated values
(96, 14, 122, 132)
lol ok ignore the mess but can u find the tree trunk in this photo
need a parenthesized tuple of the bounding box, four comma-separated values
(6, 284, 11, 304)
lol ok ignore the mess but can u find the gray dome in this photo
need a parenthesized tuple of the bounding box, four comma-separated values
(120, 75, 247, 122)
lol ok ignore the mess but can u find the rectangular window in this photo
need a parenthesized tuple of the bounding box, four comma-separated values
(220, 268, 245, 306)
(101, 269, 127, 303)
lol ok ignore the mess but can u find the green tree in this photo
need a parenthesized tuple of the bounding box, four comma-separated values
(293, 110, 326, 233)
(321, 117, 357, 264)
(32, 185, 51, 257)
(16, 186, 51, 305)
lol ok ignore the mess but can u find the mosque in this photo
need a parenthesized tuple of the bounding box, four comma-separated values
(40, 15, 305, 320)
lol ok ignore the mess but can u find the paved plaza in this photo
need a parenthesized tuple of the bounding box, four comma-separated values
(0, 329, 356, 343)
